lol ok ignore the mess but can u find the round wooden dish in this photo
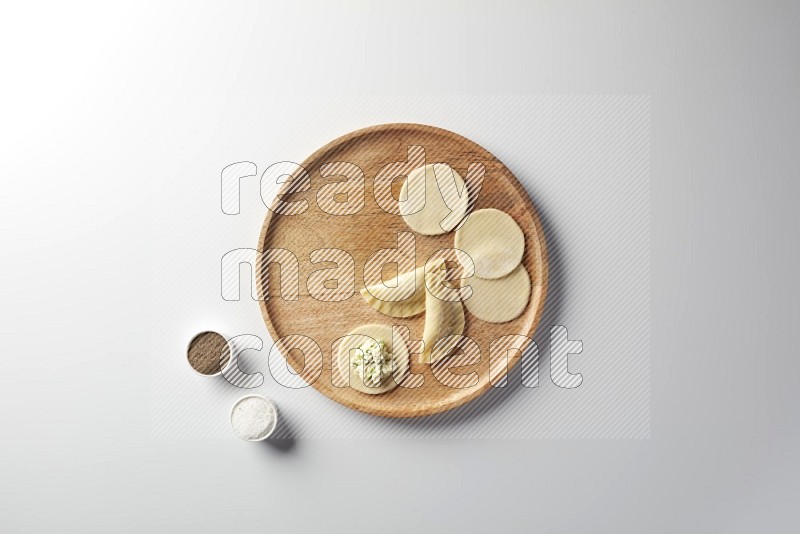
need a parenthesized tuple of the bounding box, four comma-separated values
(257, 123, 548, 417)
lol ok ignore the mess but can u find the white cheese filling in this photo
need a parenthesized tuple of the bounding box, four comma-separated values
(352, 338, 393, 387)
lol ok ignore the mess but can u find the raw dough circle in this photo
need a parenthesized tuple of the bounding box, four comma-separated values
(463, 264, 531, 323)
(455, 208, 524, 279)
(336, 324, 410, 394)
(400, 163, 468, 235)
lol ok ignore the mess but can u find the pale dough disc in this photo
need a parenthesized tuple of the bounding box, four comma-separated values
(336, 324, 410, 395)
(400, 163, 468, 235)
(455, 208, 525, 279)
(359, 264, 426, 318)
(463, 264, 531, 323)
(421, 260, 465, 363)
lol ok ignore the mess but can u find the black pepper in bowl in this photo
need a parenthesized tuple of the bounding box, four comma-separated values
(187, 331, 231, 376)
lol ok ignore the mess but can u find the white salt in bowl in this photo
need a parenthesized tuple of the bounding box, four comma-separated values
(230, 395, 278, 441)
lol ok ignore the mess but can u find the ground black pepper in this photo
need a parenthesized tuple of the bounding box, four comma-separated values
(187, 331, 231, 375)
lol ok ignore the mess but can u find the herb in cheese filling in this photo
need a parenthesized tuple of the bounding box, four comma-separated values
(352, 338, 393, 387)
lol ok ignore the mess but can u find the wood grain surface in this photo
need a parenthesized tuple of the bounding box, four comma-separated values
(256, 123, 548, 417)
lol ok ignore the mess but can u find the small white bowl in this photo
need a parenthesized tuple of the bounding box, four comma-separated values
(230, 394, 278, 441)
(186, 330, 234, 377)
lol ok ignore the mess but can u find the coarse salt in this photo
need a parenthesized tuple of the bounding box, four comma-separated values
(230, 396, 277, 441)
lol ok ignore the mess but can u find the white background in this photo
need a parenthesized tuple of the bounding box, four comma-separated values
(2, 1, 799, 532)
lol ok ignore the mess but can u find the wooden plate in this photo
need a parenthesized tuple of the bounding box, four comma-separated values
(257, 123, 547, 417)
